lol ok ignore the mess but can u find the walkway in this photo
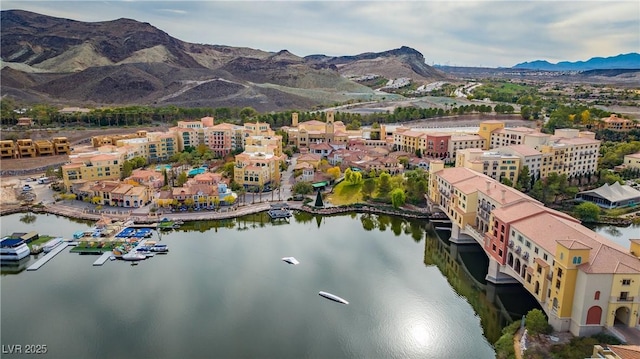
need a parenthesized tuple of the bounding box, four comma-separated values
(26, 243, 72, 271)
(610, 325, 640, 345)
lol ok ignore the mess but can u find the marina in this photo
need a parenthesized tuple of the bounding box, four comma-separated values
(26, 242, 73, 271)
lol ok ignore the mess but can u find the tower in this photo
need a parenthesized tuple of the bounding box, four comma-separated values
(292, 113, 299, 127)
(325, 110, 335, 143)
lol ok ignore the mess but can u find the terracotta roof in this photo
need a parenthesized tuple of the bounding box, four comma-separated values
(534, 257, 549, 268)
(504, 145, 542, 157)
(609, 345, 640, 359)
(556, 239, 592, 250)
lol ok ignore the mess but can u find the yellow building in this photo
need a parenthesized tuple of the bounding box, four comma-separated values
(599, 114, 636, 131)
(61, 152, 124, 190)
(428, 163, 640, 337)
(455, 148, 521, 184)
(284, 111, 354, 148)
(52, 137, 71, 155)
(34, 140, 54, 156)
(233, 151, 283, 190)
(16, 139, 36, 158)
(623, 152, 640, 170)
(478, 120, 505, 149)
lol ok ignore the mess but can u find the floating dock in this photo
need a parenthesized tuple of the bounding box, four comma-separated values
(26, 243, 71, 271)
(92, 251, 114, 266)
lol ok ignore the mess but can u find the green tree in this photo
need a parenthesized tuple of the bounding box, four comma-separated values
(390, 188, 406, 208)
(292, 181, 313, 195)
(526, 309, 552, 337)
(121, 160, 134, 179)
(574, 202, 600, 222)
(516, 166, 531, 191)
(176, 171, 188, 187)
(362, 178, 376, 199)
(377, 172, 392, 197)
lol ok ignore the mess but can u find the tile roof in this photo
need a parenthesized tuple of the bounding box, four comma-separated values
(609, 345, 640, 359)
(504, 145, 542, 157)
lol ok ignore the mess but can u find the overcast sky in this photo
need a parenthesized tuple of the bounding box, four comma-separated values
(2, 1, 639, 67)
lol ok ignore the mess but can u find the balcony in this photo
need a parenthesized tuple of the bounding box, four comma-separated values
(508, 240, 514, 248)
(515, 246, 521, 254)
(610, 296, 636, 303)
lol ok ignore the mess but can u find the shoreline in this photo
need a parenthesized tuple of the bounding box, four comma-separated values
(1, 201, 434, 224)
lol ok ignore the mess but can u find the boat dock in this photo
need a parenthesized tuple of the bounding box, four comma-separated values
(26, 243, 72, 271)
(92, 251, 114, 266)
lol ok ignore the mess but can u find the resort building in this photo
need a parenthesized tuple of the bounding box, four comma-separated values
(623, 152, 640, 170)
(448, 134, 487, 162)
(455, 148, 521, 184)
(91, 131, 148, 147)
(498, 145, 543, 180)
(169, 117, 244, 156)
(61, 150, 124, 190)
(116, 131, 178, 163)
(283, 111, 356, 148)
(427, 160, 640, 337)
(75, 180, 151, 208)
(0, 137, 71, 159)
(598, 114, 637, 131)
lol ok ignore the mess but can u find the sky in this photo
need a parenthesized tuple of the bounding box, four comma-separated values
(2, 1, 639, 68)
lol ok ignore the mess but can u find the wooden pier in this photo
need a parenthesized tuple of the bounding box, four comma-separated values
(26, 243, 73, 271)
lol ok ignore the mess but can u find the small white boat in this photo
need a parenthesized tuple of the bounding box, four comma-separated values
(42, 237, 64, 253)
(282, 257, 299, 265)
(319, 291, 349, 305)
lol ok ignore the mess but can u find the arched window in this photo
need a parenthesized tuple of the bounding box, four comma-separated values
(573, 256, 582, 264)
(586, 306, 602, 325)
(594, 291, 600, 300)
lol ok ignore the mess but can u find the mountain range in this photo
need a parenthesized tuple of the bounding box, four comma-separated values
(513, 53, 640, 71)
(1, 10, 637, 112)
(0, 10, 448, 112)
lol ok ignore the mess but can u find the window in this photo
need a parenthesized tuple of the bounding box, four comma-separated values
(556, 280, 561, 289)
(544, 254, 548, 261)
(498, 249, 503, 257)
(557, 268, 563, 278)
(525, 241, 531, 248)
(534, 247, 539, 254)
(594, 291, 600, 300)
(560, 253, 564, 260)
(572, 256, 582, 264)
(622, 279, 631, 286)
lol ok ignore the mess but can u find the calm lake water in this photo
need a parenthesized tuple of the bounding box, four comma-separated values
(0, 211, 512, 359)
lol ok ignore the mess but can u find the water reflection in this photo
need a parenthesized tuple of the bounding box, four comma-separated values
(423, 223, 540, 343)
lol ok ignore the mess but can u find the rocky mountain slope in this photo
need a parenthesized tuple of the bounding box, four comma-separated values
(1, 10, 446, 112)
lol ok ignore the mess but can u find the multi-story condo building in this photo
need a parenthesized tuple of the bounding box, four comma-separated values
(34, 140, 55, 156)
(393, 129, 426, 154)
(623, 152, 640, 170)
(428, 160, 640, 337)
(52, 137, 71, 155)
(234, 127, 284, 191)
(540, 129, 600, 178)
(16, 139, 36, 158)
(448, 134, 486, 162)
(91, 131, 147, 147)
(498, 145, 543, 180)
(599, 114, 636, 131)
(455, 148, 521, 184)
(115, 131, 178, 163)
(233, 151, 283, 190)
(61, 150, 124, 190)
(169, 117, 243, 156)
(0, 140, 16, 158)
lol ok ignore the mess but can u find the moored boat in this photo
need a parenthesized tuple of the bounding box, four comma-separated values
(43, 237, 64, 253)
(150, 243, 169, 253)
(0, 238, 31, 261)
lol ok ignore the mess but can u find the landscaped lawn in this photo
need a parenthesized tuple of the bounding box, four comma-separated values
(326, 181, 363, 205)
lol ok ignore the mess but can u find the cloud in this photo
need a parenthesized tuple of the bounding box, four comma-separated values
(1, 0, 638, 67)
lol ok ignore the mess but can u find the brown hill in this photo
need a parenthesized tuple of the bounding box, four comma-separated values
(1, 10, 446, 111)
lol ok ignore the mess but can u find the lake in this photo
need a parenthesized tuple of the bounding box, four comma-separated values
(1, 212, 505, 359)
